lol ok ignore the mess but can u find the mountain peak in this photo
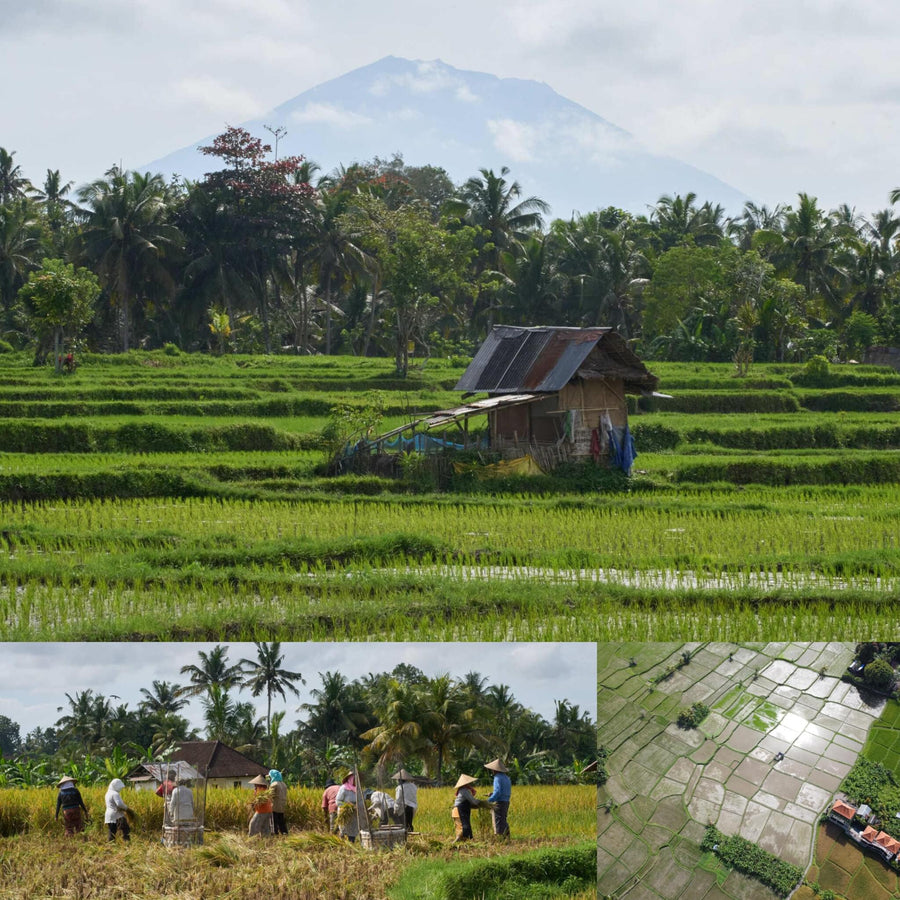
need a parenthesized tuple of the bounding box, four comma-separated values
(144, 56, 748, 217)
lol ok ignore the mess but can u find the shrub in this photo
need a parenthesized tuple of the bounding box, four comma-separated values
(163, 343, 180, 356)
(677, 702, 710, 729)
(701, 825, 803, 897)
(864, 657, 896, 690)
(0, 339, 14, 353)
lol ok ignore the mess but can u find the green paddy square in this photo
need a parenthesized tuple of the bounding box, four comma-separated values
(847, 863, 892, 900)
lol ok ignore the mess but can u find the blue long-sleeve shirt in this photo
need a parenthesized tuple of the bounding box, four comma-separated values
(487, 773, 511, 803)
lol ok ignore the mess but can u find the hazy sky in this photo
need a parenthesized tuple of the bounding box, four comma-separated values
(0, 642, 597, 737)
(1, 0, 898, 214)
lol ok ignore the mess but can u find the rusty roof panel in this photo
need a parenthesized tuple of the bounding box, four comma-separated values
(456, 326, 614, 393)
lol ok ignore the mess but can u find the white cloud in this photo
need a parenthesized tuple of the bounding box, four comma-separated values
(370, 60, 480, 101)
(486, 113, 633, 167)
(173, 77, 266, 120)
(487, 119, 540, 163)
(290, 102, 373, 129)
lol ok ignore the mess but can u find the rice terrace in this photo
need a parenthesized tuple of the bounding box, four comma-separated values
(0, 350, 899, 641)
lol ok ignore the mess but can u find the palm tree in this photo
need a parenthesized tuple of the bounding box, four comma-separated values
(648, 192, 725, 252)
(727, 201, 786, 252)
(780, 193, 849, 314)
(449, 166, 549, 329)
(0, 148, 31, 205)
(77, 167, 182, 351)
(300, 670, 371, 748)
(361, 679, 428, 781)
(34, 169, 75, 234)
(138, 680, 187, 716)
(178, 644, 244, 699)
(0, 200, 41, 314)
(201, 684, 238, 742)
(238, 642, 305, 739)
(307, 183, 372, 354)
(420, 675, 490, 784)
(55, 690, 115, 753)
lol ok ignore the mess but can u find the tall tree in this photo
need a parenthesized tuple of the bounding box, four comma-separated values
(77, 167, 182, 351)
(16, 258, 100, 368)
(420, 675, 489, 784)
(300, 671, 371, 748)
(197, 127, 314, 353)
(178, 645, 244, 700)
(647, 192, 725, 252)
(448, 166, 549, 330)
(138, 680, 188, 716)
(238, 642, 304, 739)
(779, 193, 848, 315)
(0, 200, 41, 316)
(0, 148, 31, 205)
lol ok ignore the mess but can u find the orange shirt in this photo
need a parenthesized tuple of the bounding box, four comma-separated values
(252, 789, 273, 814)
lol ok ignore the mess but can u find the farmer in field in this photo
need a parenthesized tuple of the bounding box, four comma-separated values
(156, 771, 177, 799)
(104, 778, 132, 842)
(321, 778, 340, 832)
(55, 775, 88, 836)
(451, 773, 491, 842)
(393, 769, 418, 832)
(268, 769, 288, 835)
(168, 777, 195, 823)
(247, 774, 274, 837)
(366, 787, 397, 826)
(335, 772, 360, 843)
(484, 758, 511, 837)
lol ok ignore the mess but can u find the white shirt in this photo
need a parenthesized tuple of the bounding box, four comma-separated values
(395, 782, 418, 810)
(104, 787, 128, 824)
(368, 791, 396, 816)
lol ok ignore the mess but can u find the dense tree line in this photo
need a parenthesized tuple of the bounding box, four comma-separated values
(2, 133, 900, 368)
(0, 644, 596, 787)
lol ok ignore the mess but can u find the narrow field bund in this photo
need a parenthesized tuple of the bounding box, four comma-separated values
(1, 352, 899, 640)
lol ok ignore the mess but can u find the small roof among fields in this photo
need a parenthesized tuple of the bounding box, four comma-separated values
(455, 325, 658, 395)
(831, 800, 857, 819)
(169, 740, 268, 779)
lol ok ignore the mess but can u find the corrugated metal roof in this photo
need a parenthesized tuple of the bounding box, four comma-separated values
(456, 326, 613, 393)
(423, 393, 540, 428)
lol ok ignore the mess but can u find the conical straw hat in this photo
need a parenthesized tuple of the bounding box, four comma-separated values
(484, 758, 509, 773)
(249, 774, 269, 786)
(453, 773, 477, 790)
(392, 768, 414, 781)
(57, 776, 76, 786)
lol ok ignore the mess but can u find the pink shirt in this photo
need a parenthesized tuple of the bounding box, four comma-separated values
(322, 784, 340, 813)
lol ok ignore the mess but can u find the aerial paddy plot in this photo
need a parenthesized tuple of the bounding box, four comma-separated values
(597, 642, 884, 900)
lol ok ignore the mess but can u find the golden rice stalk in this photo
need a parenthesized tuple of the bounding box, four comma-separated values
(195, 835, 243, 868)
(335, 804, 354, 827)
(286, 832, 346, 850)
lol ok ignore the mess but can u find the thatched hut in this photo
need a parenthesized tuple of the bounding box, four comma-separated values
(453, 326, 659, 469)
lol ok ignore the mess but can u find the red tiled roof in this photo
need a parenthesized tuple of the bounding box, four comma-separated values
(874, 831, 900, 855)
(831, 800, 857, 819)
(861, 825, 880, 842)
